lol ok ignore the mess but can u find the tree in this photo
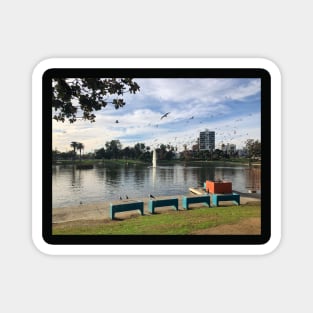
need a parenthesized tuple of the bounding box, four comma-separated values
(105, 140, 122, 159)
(52, 78, 140, 123)
(95, 148, 106, 159)
(134, 142, 146, 158)
(158, 144, 167, 160)
(76, 142, 84, 161)
(122, 147, 131, 159)
(70, 141, 79, 160)
(245, 139, 261, 159)
(52, 149, 60, 161)
(182, 144, 191, 162)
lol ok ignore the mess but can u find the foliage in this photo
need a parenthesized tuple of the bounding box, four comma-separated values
(55, 140, 261, 163)
(70, 141, 78, 152)
(245, 139, 261, 158)
(68, 141, 85, 161)
(52, 78, 140, 123)
(93, 141, 179, 162)
(76, 142, 84, 161)
(52, 149, 75, 161)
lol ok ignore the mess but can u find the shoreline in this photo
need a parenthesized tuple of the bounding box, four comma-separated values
(53, 159, 261, 167)
(53, 192, 261, 224)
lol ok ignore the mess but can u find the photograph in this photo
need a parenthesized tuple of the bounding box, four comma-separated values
(47, 70, 266, 243)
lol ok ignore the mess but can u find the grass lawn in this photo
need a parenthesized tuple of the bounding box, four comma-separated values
(53, 202, 261, 235)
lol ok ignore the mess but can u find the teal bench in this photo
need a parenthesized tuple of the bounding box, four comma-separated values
(182, 195, 210, 209)
(148, 198, 179, 214)
(109, 201, 144, 220)
(212, 193, 240, 207)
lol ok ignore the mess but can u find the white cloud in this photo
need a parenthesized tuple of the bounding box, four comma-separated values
(137, 78, 259, 104)
(53, 78, 261, 152)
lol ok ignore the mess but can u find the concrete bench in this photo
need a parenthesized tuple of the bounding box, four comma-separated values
(212, 193, 240, 207)
(148, 198, 179, 214)
(182, 195, 210, 210)
(109, 201, 144, 220)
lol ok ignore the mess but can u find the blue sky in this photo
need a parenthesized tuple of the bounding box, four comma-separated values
(52, 78, 261, 153)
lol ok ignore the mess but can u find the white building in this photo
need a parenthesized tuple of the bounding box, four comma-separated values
(199, 129, 215, 151)
(218, 143, 236, 155)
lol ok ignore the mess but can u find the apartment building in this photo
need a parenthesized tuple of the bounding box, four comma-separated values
(199, 129, 215, 151)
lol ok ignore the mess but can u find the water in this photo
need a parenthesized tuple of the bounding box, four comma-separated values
(52, 162, 260, 208)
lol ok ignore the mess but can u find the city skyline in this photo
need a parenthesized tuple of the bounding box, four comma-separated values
(52, 78, 261, 153)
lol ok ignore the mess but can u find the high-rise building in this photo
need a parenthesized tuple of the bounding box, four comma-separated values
(199, 129, 215, 151)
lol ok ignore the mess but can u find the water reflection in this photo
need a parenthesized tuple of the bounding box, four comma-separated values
(52, 163, 260, 208)
(245, 166, 261, 191)
(152, 167, 156, 189)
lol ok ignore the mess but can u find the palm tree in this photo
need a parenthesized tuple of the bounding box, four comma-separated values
(77, 142, 84, 161)
(70, 141, 79, 160)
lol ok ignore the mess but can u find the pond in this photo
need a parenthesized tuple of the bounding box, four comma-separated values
(52, 162, 261, 208)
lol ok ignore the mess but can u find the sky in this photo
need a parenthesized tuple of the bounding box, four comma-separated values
(52, 78, 261, 153)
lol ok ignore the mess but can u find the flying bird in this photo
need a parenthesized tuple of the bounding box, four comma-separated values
(160, 112, 170, 119)
(115, 120, 119, 123)
(149, 194, 156, 199)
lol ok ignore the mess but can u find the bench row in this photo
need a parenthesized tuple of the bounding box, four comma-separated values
(110, 193, 240, 220)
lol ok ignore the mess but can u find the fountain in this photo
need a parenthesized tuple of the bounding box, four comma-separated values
(152, 149, 157, 190)
(152, 149, 157, 168)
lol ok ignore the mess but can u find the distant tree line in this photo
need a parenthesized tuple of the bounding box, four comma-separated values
(94, 140, 176, 162)
(53, 139, 261, 163)
(53, 141, 86, 162)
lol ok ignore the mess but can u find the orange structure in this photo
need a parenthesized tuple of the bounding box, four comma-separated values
(206, 180, 232, 194)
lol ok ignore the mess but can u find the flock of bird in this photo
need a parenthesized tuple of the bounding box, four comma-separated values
(94, 110, 255, 202)
(81, 194, 156, 203)
(119, 194, 156, 201)
(112, 109, 254, 151)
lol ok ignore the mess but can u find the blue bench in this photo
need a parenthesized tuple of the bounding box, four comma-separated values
(212, 193, 240, 207)
(148, 198, 179, 214)
(182, 195, 210, 210)
(109, 201, 144, 220)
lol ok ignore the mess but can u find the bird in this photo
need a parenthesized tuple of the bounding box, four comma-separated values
(119, 196, 122, 200)
(160, 112, 170, 119)
(149, 194, 156, 199)
(115, 120, 119, 123)
(125, 195, 129, 199)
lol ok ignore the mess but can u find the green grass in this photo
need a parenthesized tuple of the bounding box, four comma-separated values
(101, 159, 147, 166)
(53, 203, 260, 235)
(54, 159, 148, 166)
(54, 158, 259, 167)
